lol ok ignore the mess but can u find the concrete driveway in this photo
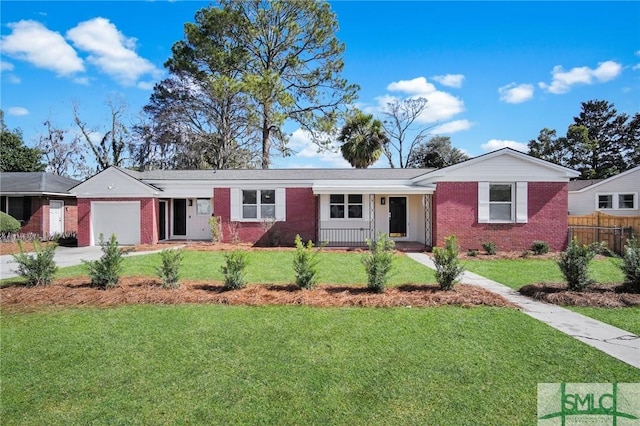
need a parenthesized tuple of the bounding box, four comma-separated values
(0, 246, 166, 280)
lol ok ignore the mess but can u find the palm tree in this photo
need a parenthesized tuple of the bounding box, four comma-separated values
(338, 110, 388, 168)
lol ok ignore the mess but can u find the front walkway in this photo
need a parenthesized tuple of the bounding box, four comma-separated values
(406, 253, 640, 369)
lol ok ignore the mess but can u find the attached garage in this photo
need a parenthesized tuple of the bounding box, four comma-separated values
(91, 201, 141, 245)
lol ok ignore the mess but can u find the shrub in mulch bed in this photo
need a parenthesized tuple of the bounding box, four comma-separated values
(519, 283, 640, 307)
(0, 277, 515, 310)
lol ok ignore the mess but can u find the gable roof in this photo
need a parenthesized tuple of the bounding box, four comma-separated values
(568, 166, 640, 193)
(412, 148, 580, 182)
(0, 172, 80, 195)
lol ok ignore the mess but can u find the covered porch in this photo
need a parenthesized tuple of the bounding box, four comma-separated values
(313, 183, 434, 249)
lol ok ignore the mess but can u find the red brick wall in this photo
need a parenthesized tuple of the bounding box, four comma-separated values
(213, 187, 317, 246)
(433, 182, 569, 251)
(20, 197, 45, 236)
(77, 198, 157, 246)
(63, 199, 78, 234)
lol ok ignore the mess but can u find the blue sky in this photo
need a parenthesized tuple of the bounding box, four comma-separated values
(1, 1, 639, 169)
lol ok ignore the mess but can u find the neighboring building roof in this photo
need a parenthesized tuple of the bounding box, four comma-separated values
(0, 172, 80, 195)
(117, 167, 435, 181)
(567, 179, 605, 191)
(568, 166, 640, 193)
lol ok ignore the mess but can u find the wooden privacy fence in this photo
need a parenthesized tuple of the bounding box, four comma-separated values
(568, 212, 639, 254)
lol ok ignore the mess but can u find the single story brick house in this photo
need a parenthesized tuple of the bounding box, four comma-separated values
(71, 148, 580, 251)
(0, 172, 80, 238)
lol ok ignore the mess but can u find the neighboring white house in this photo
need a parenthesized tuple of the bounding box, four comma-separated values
(568, 166, 640, 216)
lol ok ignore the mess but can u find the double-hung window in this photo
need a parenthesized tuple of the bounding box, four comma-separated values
(478, 182, 527, 223)
(489, 184, 513, 221)
(242, 189, 275, 219)
(330, 194, 363, 219)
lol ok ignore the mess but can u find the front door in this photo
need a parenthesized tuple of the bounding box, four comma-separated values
(389, 197, 407, 237)
(173, 199, 187, 236)
(49, 200, 64, 235)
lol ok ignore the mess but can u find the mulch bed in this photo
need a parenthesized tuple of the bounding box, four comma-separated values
(519, 283, 640, 307)
(0, 277, 515, 311)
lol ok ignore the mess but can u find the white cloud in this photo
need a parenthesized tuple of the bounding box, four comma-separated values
(1, 20, 84, 76)
(481, 139, 528, 153)
(7, 75, 21, 84)
(66, 17, 161, 86)
(432, 119, 473, 134)
(539, 60, 622, 94)
(382, 76, 465, 123)
(137, 80, 156, 90)
(432, 74, 464, 88)
(7, 107, 29, 116)
(1, 61, 15, 71)
(285, 128, 352, 168)
(498, 83, 534, 104)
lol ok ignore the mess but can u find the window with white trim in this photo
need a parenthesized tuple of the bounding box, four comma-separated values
(489, 184, 513, 221)
(596, 193, 638, 210)
(242, 189, 275, 219)
(330, 194, 363, 219)
(478, 182, 527, 224)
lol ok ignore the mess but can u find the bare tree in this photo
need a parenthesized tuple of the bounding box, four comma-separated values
(36, 118, 91, 179)
(73, 97, 130, 171)
(381, 97, 435, 168)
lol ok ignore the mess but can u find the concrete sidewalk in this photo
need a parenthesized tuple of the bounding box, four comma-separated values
(406, 252, 640, 369)
(0, 246, 170, 280)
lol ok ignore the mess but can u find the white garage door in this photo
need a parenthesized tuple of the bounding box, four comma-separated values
(91, 201, 141, 245)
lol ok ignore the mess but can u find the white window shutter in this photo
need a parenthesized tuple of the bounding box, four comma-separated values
(516, 182, 528, 223)
(478, 182, 490, 223)
(230, 188, 240, 220)
(275, 188, 286, 220)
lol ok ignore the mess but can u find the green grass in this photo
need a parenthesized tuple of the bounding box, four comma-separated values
(2, 305, 638, 425)
(568, 306, 640, 336)
(26, 250, 437, 287)
(463, 257, 624, 290)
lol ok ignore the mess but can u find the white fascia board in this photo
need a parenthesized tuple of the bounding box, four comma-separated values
(0, 192, 75, 197)
(313, 183, 434, 195)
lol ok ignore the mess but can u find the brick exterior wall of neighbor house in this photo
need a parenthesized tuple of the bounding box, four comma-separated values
(77, 198, 157, 246)
(433, 182, 569, 251)
(213, 187, 317, 246)
(19, 197, 45, 236)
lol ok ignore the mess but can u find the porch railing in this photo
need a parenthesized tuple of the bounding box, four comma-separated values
(319, 228, 373, 247)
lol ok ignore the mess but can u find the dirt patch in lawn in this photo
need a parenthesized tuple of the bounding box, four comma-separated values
(0, 277, 515, 311)
(519, 283, 640, 307)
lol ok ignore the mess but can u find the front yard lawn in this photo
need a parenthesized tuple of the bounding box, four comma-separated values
(463, 257, 624, 290)
(49, 249, 438, 286)
(2, 305, 638, 425)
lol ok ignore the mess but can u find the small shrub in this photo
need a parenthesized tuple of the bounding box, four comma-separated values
(221, 250, 248, 290)
(482, 241, 497, 255)
(467, 249, 478, 257)
(362, 232, 395, 293)
(556, 237, 596, 291)
(12, 241, 58, 286)
(433, 235, 464, 291)
(293, 234, 320, 290)
(531, 240, 549, 255)
(208, 216, 222, 243)
(520, 250, 532, 258)
(227, 222, 240, 244)
(621, 236, 640, 293)
(0, 211, 21, 234)
(84, 234, 124, 289)
(156, 248, 184, 289)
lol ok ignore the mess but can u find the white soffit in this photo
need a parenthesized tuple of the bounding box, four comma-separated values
(312, 184, 434, 195)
